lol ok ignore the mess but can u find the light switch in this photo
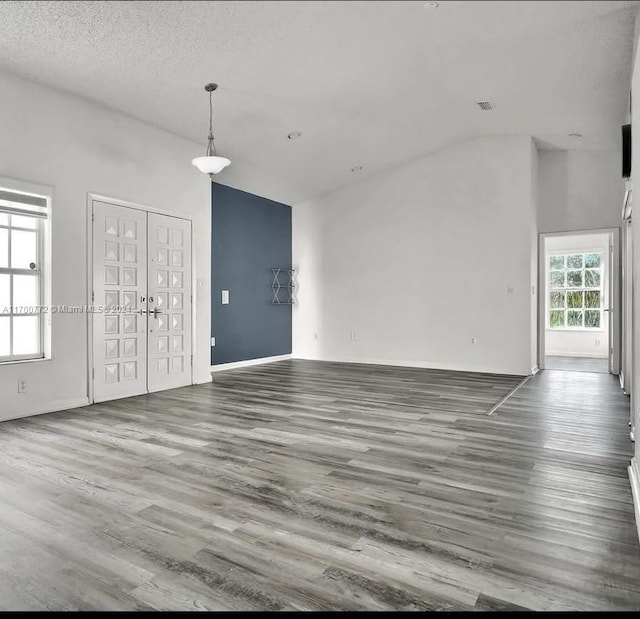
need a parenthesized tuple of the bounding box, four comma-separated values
(221, 290, 229, 305)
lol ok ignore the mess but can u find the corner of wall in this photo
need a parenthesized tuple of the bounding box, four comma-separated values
(531, 136, 540, 372)
(291, 199, 323, 360)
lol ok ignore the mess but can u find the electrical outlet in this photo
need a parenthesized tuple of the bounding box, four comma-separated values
(17, 379, 27, 394)
(313, 332, 319, 340)
(221, 290, 229, 305)
(211, 337, 216, 347)
(595, 339, 601, 348)
(350, 331, 357, 341)
(470, 337, 477, 345)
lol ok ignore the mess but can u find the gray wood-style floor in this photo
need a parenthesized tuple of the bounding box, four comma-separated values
(545, 355, 609, 374)
(0, 360, 638, 611)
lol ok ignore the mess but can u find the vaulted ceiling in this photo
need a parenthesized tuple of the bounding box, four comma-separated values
(0, 1, 636, 204)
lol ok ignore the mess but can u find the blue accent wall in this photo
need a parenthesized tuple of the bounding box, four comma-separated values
(212, 183, 292, 365)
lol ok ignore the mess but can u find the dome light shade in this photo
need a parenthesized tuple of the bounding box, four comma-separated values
(192, 155, 231, 175)
(193, 83, 231, 177)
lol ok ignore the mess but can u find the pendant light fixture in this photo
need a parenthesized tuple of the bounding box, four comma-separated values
(192, 83, 231, 176)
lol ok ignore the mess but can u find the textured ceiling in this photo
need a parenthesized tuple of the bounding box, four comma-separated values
(0, 0, 636, 204)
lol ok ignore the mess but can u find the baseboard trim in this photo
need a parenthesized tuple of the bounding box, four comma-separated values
(629, 457, 640, 545)
(211, 354, 292, 373)
(293, 355, 527, 378)
(0, 396, 91, 423)
(194, 373, 214, 385)
(546, 352, 609, 359)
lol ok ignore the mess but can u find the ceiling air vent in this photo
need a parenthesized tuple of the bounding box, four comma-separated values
(476, 101, 495, 111)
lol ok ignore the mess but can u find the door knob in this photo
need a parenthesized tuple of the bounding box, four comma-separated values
(149, 308, 163, 318)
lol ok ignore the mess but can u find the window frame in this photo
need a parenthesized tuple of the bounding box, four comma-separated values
(546, 250, 605, 332)
(0, 179, 51, 365)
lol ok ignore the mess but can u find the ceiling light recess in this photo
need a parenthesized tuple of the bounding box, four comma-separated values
(475, 101, 495, 111)
(569, 133, 582, 139)
(350, 166, 363, 173)
(192, 83, 231, 177)
(287, 131, 302, 140)
(424, 1, 439, 7)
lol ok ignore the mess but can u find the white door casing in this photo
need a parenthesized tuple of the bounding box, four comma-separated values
(622, 220, 634, 440)
(608, 230, 621, 376)
(623, 220, 633, 396)
(147, 212, 192, 392)
(92, 202, 148, 403)
(538, 228, 621, 375)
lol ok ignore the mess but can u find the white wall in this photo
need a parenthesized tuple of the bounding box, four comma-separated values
(293, 136, 537, 376)
(543, 232, 610, 359)
(546, 330, 607, 358)
(631, 8, 640, 466)
(0, 70, 212, 421)
(537, 149, 623, 234)
(530, 140, 539, 372)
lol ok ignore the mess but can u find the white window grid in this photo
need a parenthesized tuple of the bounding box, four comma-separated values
(547, 251, 604, 331)
(0, 204, 46, 362)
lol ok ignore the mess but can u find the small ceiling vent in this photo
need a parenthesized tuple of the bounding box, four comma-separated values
(476, 101, 495, 111)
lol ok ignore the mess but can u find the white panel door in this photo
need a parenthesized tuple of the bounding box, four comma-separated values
(93, 202, 148, 403)
(147, 212, 192, 392)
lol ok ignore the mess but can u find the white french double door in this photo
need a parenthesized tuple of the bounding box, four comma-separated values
(92, 200, 192, 403)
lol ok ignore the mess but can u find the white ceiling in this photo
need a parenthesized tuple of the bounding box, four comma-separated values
(0, 1, 636, 204)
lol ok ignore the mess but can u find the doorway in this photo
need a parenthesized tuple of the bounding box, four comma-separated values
(90, 198, 193, 403)
(539, 229, 620, 374)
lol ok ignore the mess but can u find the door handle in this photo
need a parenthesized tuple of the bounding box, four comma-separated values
(149, 308, 163, 318)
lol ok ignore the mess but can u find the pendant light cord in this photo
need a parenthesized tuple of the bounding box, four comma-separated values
(209, 89, 213, 136)
(207, 89, 217, 156)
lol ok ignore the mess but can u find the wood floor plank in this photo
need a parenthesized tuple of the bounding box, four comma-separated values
(0, 359, 638, 610)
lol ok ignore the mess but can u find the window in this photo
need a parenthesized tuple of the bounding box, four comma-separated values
(548, 252, 603, 330)
(0, 188, 49, 362)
